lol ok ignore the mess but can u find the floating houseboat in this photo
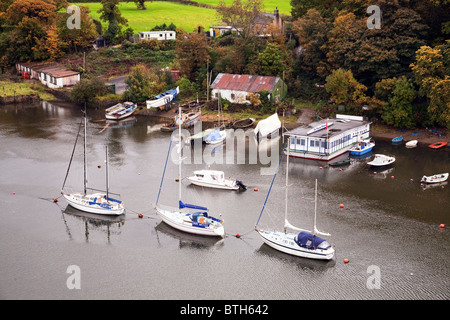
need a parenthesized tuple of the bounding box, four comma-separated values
(284, 114, 371, 161)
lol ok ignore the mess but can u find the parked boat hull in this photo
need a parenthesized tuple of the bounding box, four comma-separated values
(187, 177, 239, 190)
(257, 229, 335, 260)
(63, 192, 124, 215)
(420, 173, 449, 184)
(155, 206, 224, 237)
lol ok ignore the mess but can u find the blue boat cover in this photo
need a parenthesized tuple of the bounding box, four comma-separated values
(179, 200, 208, 211)
(205, 129, 221, 142)
(294, 231, 330, 249)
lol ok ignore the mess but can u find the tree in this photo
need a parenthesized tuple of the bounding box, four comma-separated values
(70, 78, 109, 104)
(98, 0, 128, 45)
(428, 76, 450, 128)
(381, 76, 416, 128)
(292, 8, 330, 78)
(250, 43, 285, 76)
(325, 68, 368, 110)
(124, 64, 164, 103)
(127, 1, 150, 10)
(57, 5, 98, 53)
(175, 32, 209, 83)
(216, 0, 267, 40)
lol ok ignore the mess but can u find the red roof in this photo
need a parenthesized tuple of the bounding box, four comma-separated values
(211, 73, 280, 93)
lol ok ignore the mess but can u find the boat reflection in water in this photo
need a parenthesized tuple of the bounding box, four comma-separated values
(61, 205, 125, 243)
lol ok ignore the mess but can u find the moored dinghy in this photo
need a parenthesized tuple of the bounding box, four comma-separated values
(406, 140, 418, 148)
(367, 154, 395, 167)
(420, 173, 448, 184)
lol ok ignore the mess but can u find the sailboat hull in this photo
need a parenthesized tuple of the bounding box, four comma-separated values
(63, 193, 124, 215)
(155, 206, 225, 238)
(257, 229, 335, 260)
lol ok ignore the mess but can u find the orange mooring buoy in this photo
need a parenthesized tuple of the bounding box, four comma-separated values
(254, 187, 258, 192)
(340, 204, 344, 209)
(344, 258, 349, 264)
(138, 213, 143, 219)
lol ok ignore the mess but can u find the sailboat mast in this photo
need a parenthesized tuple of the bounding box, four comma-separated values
(178, 105, 182, 203)
(314, 179, 317, 234)
(284, 138, 290, 233)
(83, 106, 87, 195)
(106, 145, 109, 201)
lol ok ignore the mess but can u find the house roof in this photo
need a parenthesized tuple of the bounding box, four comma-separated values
(211, 73, 281, 93)
(16, 62, 79, 78)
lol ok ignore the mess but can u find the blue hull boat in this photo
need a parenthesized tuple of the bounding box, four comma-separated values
(392, 136, 403, 143)
(349, 140, 375, 156)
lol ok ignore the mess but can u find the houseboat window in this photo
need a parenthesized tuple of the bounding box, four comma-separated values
(296, 138, 301, 145)
(315, 140, 320, 147)
(301, 139, 305, 146)
(321, 141, 327, 148)
(290, 137, 295, 144)
(310, 140, 315, 147)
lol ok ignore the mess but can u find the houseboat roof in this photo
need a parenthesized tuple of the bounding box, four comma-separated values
(285, 115, 369, 139)
(211, 73, 281, 94)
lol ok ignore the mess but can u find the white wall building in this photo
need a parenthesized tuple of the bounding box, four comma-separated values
(138, 31, 176, 41)
(284, 114, 371, 161)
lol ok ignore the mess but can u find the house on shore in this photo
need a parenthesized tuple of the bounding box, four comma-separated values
(210, 73, 287, 104)
(284, 114, 372, 161)
(16, 62, 80, 89)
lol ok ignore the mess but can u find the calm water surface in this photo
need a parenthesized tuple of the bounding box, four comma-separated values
(0, 101, 448, 300)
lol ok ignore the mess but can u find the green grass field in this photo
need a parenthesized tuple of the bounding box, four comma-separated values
(75, 2, 221, 33)
(194, 0, 292, 15)
(75, 1, 292, 33)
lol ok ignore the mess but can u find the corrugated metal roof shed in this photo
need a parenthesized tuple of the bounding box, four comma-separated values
(211, 73, 281, 93)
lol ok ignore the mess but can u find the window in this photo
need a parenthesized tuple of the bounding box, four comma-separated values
(231, 93, 235, 100)
(301, 139, 305, 146)
(310, 140, 315, 147)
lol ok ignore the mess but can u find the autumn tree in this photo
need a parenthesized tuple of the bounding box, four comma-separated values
(57, 6, 97, 54)
(124, 64, 165, 103)
(175, 32, 209, 83)
(325, 68, 368, 111)
(250, 43, 285, 76)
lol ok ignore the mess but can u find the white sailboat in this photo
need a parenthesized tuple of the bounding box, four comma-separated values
(61, 109, 124, 215)
(255, 146, 335, 260)
(154, 106, 225, 237)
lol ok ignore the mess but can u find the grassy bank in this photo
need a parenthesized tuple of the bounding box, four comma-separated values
(0, 81, 56, 101)
(194, 0, 292, 15)
(75, 2, 221, 32)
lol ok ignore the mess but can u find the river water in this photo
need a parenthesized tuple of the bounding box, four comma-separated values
(0, 101, 448, 301)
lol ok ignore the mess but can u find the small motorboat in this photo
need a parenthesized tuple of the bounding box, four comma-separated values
(406, 140, 418, 148)
(420, 173, 448, 184)
(367, 154, 395, 167)
(205, 128, 226, 145)
(428, 141, 447, 149)
(105, 101, 137, 120)
(349, 139, 375, 156)
(392, 136, 403, 144)
(187, 169, 246, 191)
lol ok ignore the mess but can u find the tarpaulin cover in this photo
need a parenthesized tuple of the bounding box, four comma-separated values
(205, 129, 222, 142)
(294, 231, 329, 249)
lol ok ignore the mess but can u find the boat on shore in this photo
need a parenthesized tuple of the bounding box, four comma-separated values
(406, 140, 418, 148)
(105, 101, 137, 120)
(146, 86, 179, 110)
(254, 113, 281, 139)
(428, 141, 447, 149)
(367, 154, 395, 167)
(392, 136, 403, 144)
(232, 118, 255, 129)
(420, 173, 449, 184)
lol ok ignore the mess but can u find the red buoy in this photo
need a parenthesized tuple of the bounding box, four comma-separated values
(235, 233, 241, 238)
(344, 258, 349, 264)
(340, 204, 344, 209)
(53, 198, 58, 203)
(440, 224, 445, 228)
(98, 164, 101, 168)
(138, 214, 143, 219)
(254, 187, 258, 192)
(175, 178, 179, 182)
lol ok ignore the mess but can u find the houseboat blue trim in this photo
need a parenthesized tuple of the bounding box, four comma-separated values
(284, 114, 371, 161)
